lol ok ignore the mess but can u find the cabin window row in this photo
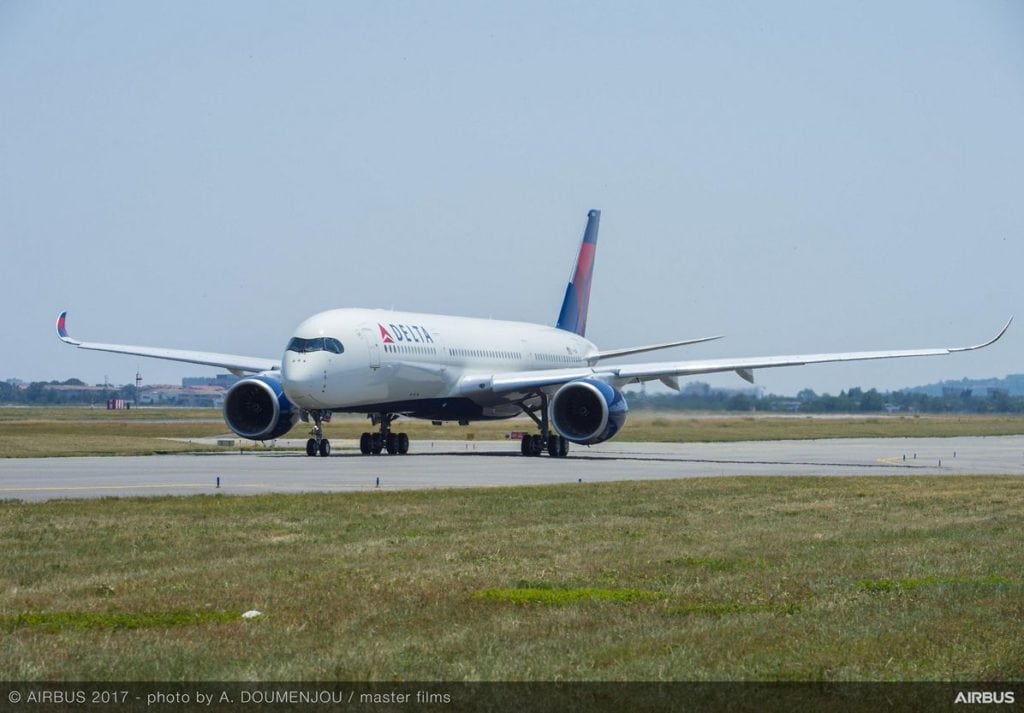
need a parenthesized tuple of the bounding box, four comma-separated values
(448, 348, 522, 360)
(534, 353, 581, 363)
(384, 344, 436, 355)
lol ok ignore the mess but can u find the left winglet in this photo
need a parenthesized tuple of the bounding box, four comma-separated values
(56, 311, 81, 346)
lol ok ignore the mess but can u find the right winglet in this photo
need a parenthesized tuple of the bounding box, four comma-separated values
(948, 317, 1012, 353)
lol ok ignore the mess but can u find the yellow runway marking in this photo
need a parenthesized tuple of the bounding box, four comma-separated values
(876, 456, 905, 465)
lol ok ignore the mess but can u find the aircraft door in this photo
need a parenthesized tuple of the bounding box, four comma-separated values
(359, 328, 381, 369)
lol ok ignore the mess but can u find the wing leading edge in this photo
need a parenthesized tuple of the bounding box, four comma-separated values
(460, 319, 1012, 397)
(56, 311, 280, 375)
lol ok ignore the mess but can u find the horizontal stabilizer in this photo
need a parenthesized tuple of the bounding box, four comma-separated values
(591, 335, 723, 363)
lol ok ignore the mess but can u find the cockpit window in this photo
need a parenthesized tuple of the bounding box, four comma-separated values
(287, 337, 344, 354)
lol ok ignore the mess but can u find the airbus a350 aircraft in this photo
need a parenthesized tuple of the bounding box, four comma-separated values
(58, 210, 1010, 459)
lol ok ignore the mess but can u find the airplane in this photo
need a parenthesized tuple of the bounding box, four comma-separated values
(57, 210, 1011, 459)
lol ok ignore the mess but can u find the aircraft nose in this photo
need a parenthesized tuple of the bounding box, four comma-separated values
(282, 355, 328, 407)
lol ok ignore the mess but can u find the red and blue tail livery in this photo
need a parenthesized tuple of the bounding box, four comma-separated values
(556, 209, 600, 337)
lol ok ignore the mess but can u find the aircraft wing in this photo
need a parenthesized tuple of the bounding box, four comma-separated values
(56, 311, 280, 375)
(461, 319, 1012, 397)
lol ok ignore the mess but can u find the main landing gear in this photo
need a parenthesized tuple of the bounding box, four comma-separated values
(359, 413, 409, 455)
(520, 394, 569, 458)
(305, 410, 331, 457)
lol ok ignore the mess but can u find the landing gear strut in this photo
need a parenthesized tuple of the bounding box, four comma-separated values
(359, 413, 409, 455)
(520, 394, 569, 458)
(305, 410, 331, 457)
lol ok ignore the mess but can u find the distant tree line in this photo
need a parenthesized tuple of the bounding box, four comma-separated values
(1, 380, 137, 406)
(4, 378, 1024, 414)
(628, 384, 1024, 414)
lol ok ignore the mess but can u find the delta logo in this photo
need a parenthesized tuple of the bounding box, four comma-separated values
(378, 323, 435, 345)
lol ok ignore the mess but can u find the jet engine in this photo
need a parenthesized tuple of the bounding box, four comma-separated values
(549, 378, 628, 445)
(223, 376, 299, 441)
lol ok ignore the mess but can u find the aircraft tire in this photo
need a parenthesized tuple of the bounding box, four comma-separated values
(521, 434, 531, 456)
(385, 433, 398, 455)
(398, 433, 410, 454)
(531, 434, 544, 457)
(318, 439, 331, 457)
(359, 433, 372, 454)
(371, 432, 384, 455)
(306, 439, 318, 457)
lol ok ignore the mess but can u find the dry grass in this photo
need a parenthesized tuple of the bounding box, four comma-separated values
(1, 476, 1022, 681)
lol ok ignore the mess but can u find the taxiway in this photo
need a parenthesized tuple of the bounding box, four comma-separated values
(2, 436, 1023, 501)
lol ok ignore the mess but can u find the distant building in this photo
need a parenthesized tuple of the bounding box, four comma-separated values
(140, 384, 226, 407)
(182, 374, 240, 388)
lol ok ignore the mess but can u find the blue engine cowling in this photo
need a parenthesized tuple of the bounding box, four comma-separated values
(549, 378, 628, 445)
(223, 376, 299, 441)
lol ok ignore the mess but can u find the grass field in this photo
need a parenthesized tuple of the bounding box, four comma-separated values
(2, 407, 1024, 458)
(1, 476, 1021, 680)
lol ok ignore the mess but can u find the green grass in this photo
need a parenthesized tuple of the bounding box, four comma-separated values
(2, 407, 1023, 458)
(473, 586, 663, 605)
(0, 610, 240, 633)
(1, 476, 1022, 680)
(858, 575, 1015, 592)
(668, 602, 802, 617)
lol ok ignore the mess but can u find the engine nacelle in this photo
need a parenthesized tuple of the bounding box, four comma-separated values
(223, 376, 299, 441)
(549, 378, 628, 445)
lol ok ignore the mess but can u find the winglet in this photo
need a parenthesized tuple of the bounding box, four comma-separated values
(949, 317, 1012, 353)
(556, 209, 600, 337)
(56, 311, 82, 346)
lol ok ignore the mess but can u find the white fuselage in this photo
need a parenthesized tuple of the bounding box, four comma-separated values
(281, 308, 597, 420)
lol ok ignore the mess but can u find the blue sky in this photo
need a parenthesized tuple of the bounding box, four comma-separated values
(2, 1, 1021, 395)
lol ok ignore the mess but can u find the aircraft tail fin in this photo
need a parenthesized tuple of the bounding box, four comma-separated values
(555, 209, 600, 336)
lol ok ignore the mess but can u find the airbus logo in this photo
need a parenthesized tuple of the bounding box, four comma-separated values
(378, 323, 435, 345)
(954, 691, 1015, 704)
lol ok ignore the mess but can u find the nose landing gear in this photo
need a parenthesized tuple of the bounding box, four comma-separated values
(305, 410, 331, 457)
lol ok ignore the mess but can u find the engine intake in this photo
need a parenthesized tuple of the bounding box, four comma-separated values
(223, 376, 298, 441)
(549, 378, 628, 445)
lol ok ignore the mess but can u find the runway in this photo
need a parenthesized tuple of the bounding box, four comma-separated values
(2, 436, 1023, 502)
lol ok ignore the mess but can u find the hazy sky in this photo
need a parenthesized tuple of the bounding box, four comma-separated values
(2, 1, 1022, 396)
